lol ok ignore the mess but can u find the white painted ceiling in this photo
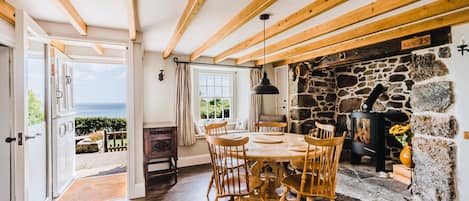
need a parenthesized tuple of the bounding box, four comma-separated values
(10, 0, 440, 59)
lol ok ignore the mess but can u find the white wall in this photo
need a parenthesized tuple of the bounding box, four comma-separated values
(236, 70, 251, 121)
(448, 23, 469, 201)
(0, 18, 15, 47)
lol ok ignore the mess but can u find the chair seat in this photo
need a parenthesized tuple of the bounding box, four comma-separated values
(220, 173, 264, 195)
(281, 174, 333, 196)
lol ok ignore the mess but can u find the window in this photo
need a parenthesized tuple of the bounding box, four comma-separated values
(197, 72, 234, 121)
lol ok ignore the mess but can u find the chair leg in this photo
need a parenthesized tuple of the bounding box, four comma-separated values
(280, 187, 289, 201)
(207, 173, 214, 197)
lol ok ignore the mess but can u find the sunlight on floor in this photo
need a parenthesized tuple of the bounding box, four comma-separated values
(58, 173, 127, 201)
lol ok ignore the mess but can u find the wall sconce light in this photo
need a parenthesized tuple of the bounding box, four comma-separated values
(158, 69, 165, 81)
(457, 35, 469, 56)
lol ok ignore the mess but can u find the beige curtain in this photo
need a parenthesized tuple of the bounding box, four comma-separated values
(176, 62, 196, 146)
(248, 69, 262, 132)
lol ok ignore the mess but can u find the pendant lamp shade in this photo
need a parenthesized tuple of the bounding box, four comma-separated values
(252, 13, 279, 95)
(252, 72, 279, 94)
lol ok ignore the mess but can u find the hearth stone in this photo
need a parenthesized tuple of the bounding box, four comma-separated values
(355, 87, 371, 95)
(353, 67, 366, 73)
(394, 65, 408, 72)
(410, 81, 453, 113)
(411, 115, 458, 138)
(412, 136, 456, 201)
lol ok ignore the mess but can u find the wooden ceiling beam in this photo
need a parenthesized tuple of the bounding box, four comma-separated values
(92, 44, 104, 55)
(213, 0, 346, 63)
(163, 0, 205, 59)
(0, 0, 15, 25)
(235, 0, 418, 65)
(258, 0, 469, 65)
(276, 9, 469, 66)
(128, 0, 137, 41)
(54, 0, 87, 35)
(189, 0, 277, 61)
(51, 40, 66, 53)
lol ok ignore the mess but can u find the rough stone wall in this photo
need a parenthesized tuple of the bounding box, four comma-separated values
(289, 62, 337, 134)
(335, 55, 414, 137)
(409, 45, 458, 201)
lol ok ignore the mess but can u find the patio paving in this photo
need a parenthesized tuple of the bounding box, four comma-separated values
(76, 151, 127, 178)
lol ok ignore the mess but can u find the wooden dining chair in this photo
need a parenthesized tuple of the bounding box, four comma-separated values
(291, 122, 336, 171)
(280, 135, 345, 201)
(204, 121, 229, 197)
(206, 136, 265, 201)
(256, 121, 288, 132)
(309, 122, 335, 139)
(205, 121, 228, 136)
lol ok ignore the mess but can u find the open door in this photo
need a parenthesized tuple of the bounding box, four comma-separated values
(13, 10, 52, 201)
(0, 45, 13, 200)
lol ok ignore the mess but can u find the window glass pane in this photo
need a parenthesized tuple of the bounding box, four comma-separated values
(222, 77, 230, 86)
(200, 86, 207, 97)
(215, 98, 222, 118)
(215, 86, 222, 97)
(200, 75, 207, 86)
(207, 76, 214, 86)
(223, 99, 230, 119)
(222, 87, 230, 97)
(215, 77, 222, 86)
(208, 98, 215, 119)
(200, 99, 207, 119)
(207, 86, 214, 97)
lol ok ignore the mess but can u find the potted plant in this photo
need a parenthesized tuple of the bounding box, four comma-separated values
(389, 123, 413, 168)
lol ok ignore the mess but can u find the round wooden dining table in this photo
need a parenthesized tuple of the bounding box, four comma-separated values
(221, 132, 320, 198)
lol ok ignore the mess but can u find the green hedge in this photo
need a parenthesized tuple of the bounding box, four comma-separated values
(75, 117, 127, 136)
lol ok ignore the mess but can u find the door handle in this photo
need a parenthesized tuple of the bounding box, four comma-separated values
(5, 137, 16, 143)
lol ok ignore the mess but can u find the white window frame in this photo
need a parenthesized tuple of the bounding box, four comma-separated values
(192, 68, 237, 124)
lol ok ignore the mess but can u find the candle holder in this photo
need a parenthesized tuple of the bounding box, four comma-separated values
(158, 69, 165, 81)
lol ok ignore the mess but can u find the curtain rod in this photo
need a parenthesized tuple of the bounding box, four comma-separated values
(173, 57, 258, 69)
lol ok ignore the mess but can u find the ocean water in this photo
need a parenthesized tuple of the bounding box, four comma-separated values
(75, 103, 127, 118)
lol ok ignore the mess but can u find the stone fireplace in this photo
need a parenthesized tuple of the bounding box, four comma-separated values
(287, 30, 458, 199)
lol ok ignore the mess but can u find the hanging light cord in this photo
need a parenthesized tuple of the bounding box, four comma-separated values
(263, 17, 266, 74)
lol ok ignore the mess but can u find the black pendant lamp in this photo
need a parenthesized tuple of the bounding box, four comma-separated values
(252, 13, 279, 95)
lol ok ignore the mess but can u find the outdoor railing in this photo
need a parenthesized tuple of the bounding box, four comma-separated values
(104, 130, 128, 152)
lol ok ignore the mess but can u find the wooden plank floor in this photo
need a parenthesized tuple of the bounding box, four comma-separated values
(138, 164, 359, 201)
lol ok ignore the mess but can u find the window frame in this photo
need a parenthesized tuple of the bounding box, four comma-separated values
(192, 68, 237, 124)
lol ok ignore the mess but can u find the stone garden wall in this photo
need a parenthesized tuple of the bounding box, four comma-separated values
(409, 45, 458, 201)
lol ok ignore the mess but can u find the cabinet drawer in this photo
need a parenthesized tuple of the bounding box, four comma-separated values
(148, 128, 174, 135)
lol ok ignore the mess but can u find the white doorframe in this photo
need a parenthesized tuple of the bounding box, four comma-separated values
(14, 10, 52, 201)
(127, 42, 145, 198)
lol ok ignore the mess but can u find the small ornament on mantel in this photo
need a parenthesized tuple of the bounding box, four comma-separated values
(158, 66, 165, 81)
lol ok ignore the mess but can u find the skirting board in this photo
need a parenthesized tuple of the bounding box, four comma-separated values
(128, 182, 145, 199)
(178, 154, 211, 167)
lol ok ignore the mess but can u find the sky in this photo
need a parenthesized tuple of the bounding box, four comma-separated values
(73, 63, 127, 103)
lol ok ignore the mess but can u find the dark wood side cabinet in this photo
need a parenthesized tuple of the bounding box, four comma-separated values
(143, 124, 178, 190)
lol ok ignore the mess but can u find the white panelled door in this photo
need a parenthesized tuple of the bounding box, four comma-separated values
(14, 10, 51, 201)
(0, 45, 13, 201)
(275, 66, 289, 116)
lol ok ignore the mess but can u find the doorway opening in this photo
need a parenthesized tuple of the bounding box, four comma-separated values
(50, 40, 129, 201)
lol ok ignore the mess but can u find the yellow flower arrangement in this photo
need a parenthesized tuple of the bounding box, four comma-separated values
(389, 123, 413, 146)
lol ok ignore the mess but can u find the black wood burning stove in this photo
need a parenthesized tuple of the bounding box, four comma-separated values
(350, 84, 386, 172)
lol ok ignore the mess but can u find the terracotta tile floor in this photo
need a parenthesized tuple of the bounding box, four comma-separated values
(58, 173, 127, 201)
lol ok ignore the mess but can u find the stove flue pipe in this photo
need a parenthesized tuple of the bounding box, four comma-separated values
(362, 84, 387, 112)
